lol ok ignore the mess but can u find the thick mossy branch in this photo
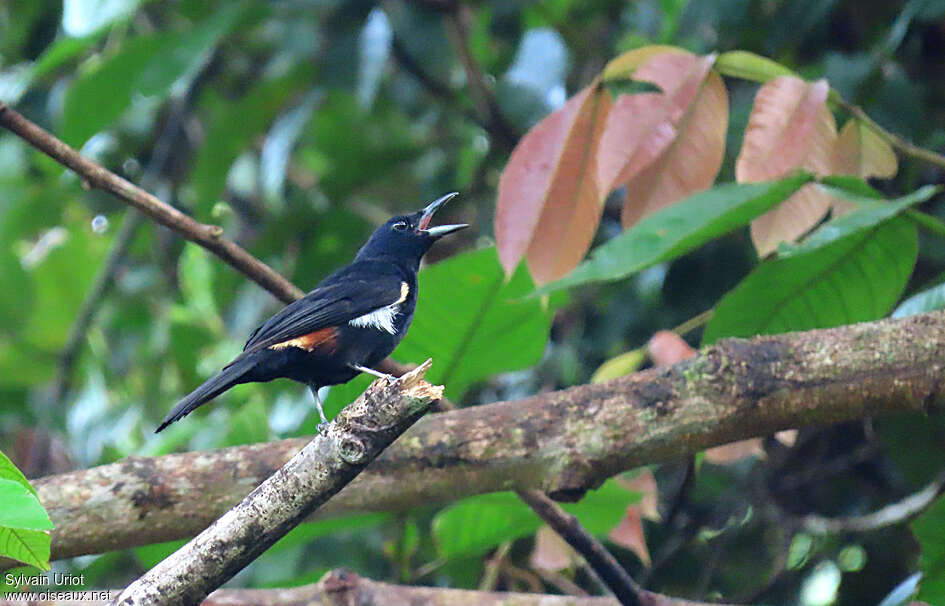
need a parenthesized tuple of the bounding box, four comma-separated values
(27, 311, 945, 563)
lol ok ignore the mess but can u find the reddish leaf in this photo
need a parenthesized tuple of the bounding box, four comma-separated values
(619, 470, 659, 521)
(529, 525, 575, 571)
(833, 118, 898, 179)
(620, 69, 728, 228)
(704, 439, 764, 464)
(495, 83, 612, 283)
(601, 44, 689, 81)
(736, 77, 838, 255)
(596, 51, 728, 228)
(647, 330, 696, 367)
(609, 507, 651, 567)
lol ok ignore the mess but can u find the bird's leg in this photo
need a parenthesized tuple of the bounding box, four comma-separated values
(309, 383, 329, 431)
(350, 364, 396, 382)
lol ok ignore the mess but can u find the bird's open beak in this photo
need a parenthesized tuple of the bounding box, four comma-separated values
(419, 192, 468, 237)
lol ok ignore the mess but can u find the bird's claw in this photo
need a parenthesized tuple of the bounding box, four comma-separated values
(316, 421, 330, 433)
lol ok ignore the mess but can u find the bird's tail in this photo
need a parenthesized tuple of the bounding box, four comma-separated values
(155, 356, 256, 433)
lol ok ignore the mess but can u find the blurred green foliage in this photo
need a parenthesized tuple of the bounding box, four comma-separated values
(2, 0, 945, 604)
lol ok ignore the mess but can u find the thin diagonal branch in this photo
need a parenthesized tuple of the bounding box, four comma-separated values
(112, 362, 442, 606)
(801, 469, 945, 534)
(517, 490, 643, 606)
(434, 365, 640, 601)
(442, 6, 519, 153)
(0, 101, 305, 305)
(832, 96, 945, 170)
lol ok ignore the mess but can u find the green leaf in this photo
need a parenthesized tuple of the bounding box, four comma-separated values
(536, 174, 813, 294)
(715, 50, 798, 83)
(268, 513, 391, 553)
(0, 245, 31, 337)
(32, 34, 104, 79)
(876, 413, 945, 489)
(393, 247, 553, 399)
(591, 349, 647, 383)
(913, 499, 945, 603)
(190, 68, 305, 211)
(433, 492, 541, 558)
(0, 450, 36, 495)
(133, 538, 187, 570)
(0, 479, 54, 530)
(23, 224, 109, 351)
(432, 479, 638, 558)
(61, 3, 246, 145)
(178, 245, 222, 333)
(224, 398, 271, 445)
(702, 188, 932, 343)
(892, 282, 945, 318)
(0, 527, 51, 571)
(818, 175, 884, 199)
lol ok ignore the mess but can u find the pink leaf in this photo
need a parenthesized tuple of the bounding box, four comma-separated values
(704, 439, 765, 464)
(529, 526, 575, 571)
(495, 83, 612, 283)
(833, 118, 898, 179)
(736, 77, 838, 255)
(619, 68, 729, 228)
(597, 51, 728, 227)
(609, 507, 651, 567)
(647, 330, 696, 367)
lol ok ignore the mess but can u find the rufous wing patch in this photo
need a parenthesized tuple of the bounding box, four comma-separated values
(269, 327, 338, 352)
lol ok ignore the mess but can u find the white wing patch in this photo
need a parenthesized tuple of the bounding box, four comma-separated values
(348, 282, 409, 335)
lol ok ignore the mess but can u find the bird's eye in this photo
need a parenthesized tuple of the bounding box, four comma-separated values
(393, 221, 409, 231)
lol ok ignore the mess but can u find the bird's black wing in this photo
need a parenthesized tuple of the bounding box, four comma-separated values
(238, 274, 406, 356)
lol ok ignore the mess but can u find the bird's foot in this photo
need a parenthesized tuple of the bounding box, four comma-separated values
(351, 364, 397, 383)
(316, 421, 330, 434)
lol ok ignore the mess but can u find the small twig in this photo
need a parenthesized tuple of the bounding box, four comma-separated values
(535, 567, 590, 596)
(499, 561, 546, 594)
(801, 470, 945, 534)
(442, 6, 519, 153)
(479, 540, 512, 591)
(516, 489, 643, 606)
(670, 309, 713, 338)
(0, 101, 305, 305)
(390, 32, 517, 155)
(832, 96, 945, 170)
(390, 35, 454, 99)
(112, 361, 442, 605)
(662, 459, 695, 530)
(906, 208, 945, 240)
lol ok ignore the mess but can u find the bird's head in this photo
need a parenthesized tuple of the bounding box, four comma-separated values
(355, 192, 468, 265)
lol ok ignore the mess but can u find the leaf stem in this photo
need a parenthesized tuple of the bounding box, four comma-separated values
(906, 209, 945, 240)
(831, 95, 945, 170)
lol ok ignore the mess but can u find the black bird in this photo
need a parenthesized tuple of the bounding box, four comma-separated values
(156, 193, 467, 433)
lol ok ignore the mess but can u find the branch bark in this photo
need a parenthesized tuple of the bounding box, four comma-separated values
(0, 569, 730, 606)
(111, 362, 442, 605)
(21, 311, 945, 565)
